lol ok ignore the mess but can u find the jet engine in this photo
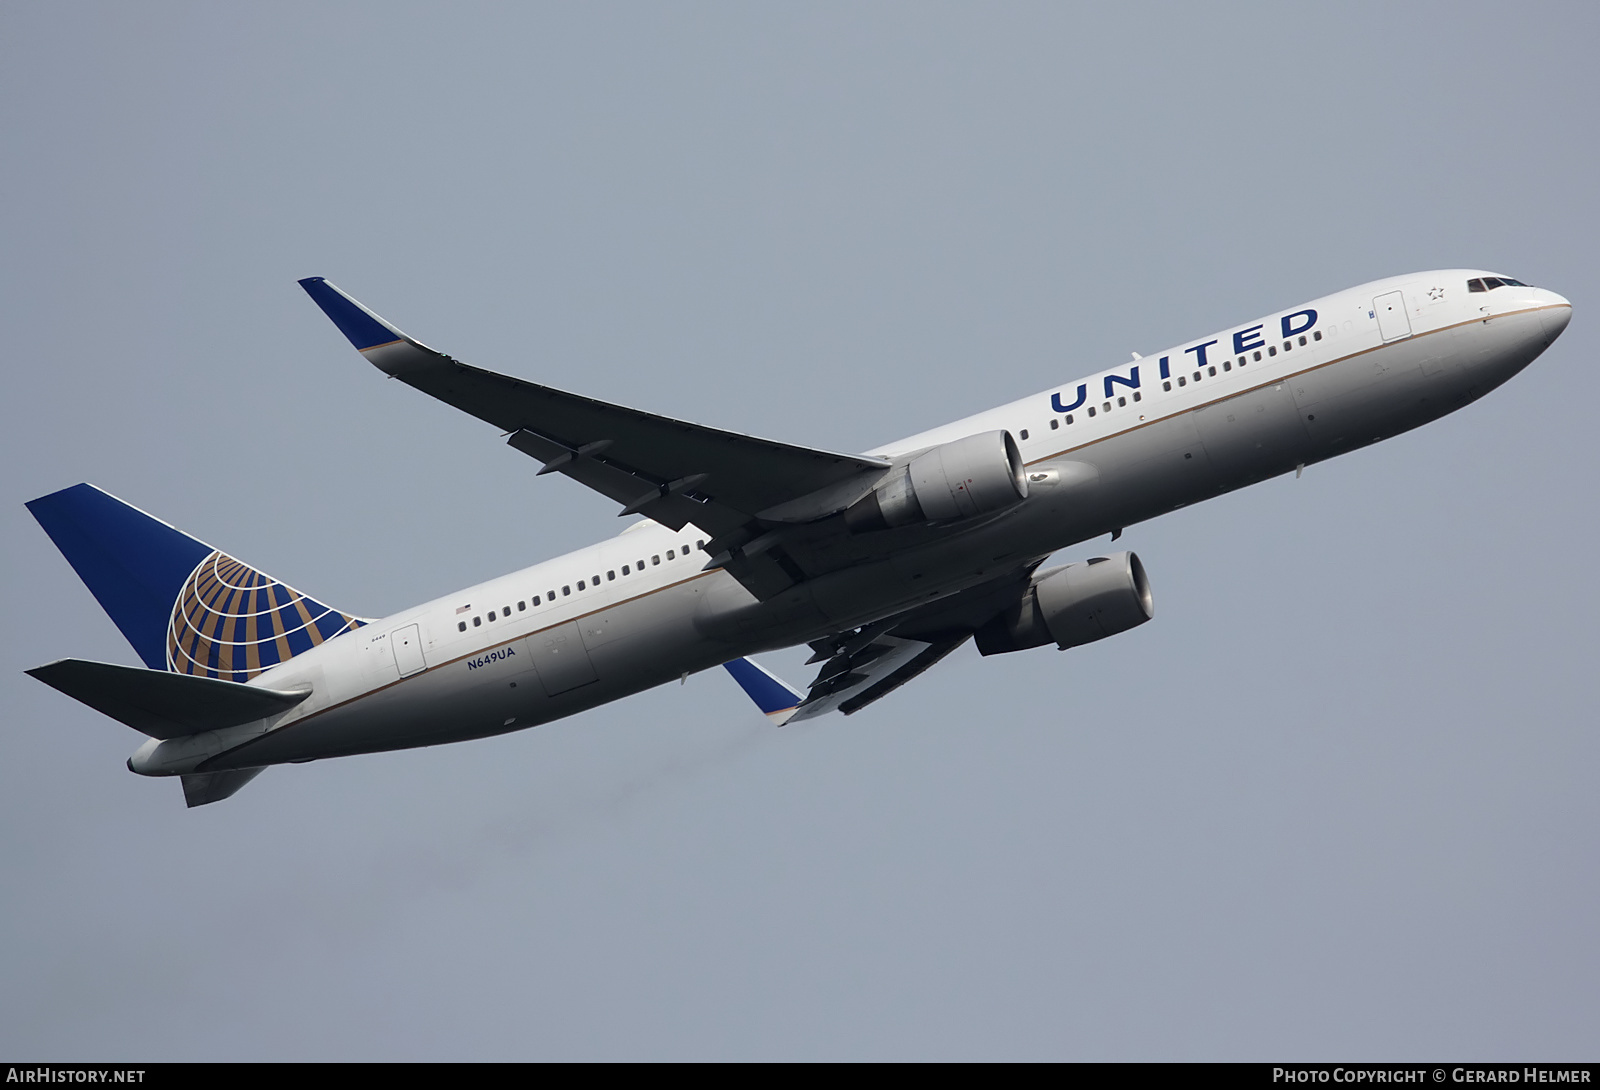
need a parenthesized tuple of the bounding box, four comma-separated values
(844, 430, 1027, 532)
(974, 551, 1153, 655)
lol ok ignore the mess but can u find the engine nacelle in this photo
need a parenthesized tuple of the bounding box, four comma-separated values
(844, 430, 1027, 532)
(974, 551, 1153, 655)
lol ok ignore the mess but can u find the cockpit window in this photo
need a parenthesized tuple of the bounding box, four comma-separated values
(1468, 276, 1529, 293)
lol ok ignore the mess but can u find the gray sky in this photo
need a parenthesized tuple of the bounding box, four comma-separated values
(3, 1, 1595, 1060)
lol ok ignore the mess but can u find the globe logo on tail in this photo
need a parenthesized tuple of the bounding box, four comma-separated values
(166, 551, 365, 681)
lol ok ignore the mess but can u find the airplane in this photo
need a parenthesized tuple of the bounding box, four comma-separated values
(25, 270, 1571, 806)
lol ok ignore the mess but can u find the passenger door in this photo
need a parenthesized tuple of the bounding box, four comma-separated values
(1374, 291, 1412, 342)
(390, 623, 427, 678)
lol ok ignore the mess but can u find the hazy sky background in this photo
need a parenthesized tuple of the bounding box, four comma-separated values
(3, 2, 1596, 1060)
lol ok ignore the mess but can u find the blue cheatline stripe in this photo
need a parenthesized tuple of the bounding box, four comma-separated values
(722, 658, 802, 715)
(27, 484, 213, 671)
(298, 277, 404, 351)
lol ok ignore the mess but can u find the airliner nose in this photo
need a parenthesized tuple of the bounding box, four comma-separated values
(1539, 289, 1573, 342)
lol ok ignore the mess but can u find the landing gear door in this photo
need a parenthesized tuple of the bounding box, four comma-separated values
(1374, 291, 1412, 342)
(391, 623, 427, 677)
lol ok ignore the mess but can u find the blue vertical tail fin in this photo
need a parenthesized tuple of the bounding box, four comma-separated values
(26, 484, 366, 680)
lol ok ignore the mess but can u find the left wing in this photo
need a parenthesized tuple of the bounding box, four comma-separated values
(787, 632, 970, 722)
(299, 279, 891, 574)
(724, 561, 1047, 724)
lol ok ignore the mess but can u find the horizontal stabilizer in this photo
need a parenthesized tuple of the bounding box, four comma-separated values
(722, 657, 805, 726)
(182, 767, 265, 808)
(27, 659, 310, 739)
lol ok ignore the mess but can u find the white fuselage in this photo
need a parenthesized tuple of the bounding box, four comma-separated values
(130, 270, 1570, 776)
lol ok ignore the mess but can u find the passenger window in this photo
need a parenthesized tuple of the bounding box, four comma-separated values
(652, 555, 660, 565)
(1253, 351, 1262, 361)
(562, 586, 570, 596)
(488, 611, 496, 622)
(1102, 402, 1111, 412)
(592, 575, 600, 584)
(1132, 391, 1142, 402)
(667, 549, 675, 560)
(1223, 361, 1232, 372)
(1117, 396, 1126, 407)
(547, 590, 555, 600)
(1268, 346, 1277, 356)
(1298, 335, 1307, 346)
(473, 617, 482, 627)
(622, 565, 630, 575)
(1207, 366, 1215, 377)
(517, 601, 525, 611)
(1065, 413, 1075, 424)
(458, 621, 467, 632)
(503, 605, 510, 615)
(1162, 381, 1172, 392)
(697, 540, 706, 549)
(1020, 429, 1029, 440)
(1050, 418, 1059, 430)
(577, 580, 585, 591)
(1313, 331, 1323, 341)
(1283, 342, 1292, 352)
(533, 595, 541, 606)
(637, 559, 645, 569)
(1192, 372, 1201, 382)
(1178, 377, 1187, 386)
(1087, 406, 1097, 416)
(607, 571, 615, 581)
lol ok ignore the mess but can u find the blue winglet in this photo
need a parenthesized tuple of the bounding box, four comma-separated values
(298, 277, 408, 351)
(722, 657, 804, 726)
